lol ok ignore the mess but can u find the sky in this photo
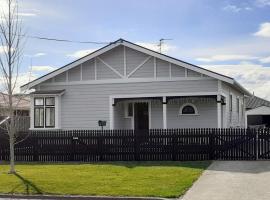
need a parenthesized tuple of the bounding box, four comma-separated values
(0, 0, 270, 99)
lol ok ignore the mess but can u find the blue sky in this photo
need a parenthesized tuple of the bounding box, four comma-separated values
(1, 0, 270, 99)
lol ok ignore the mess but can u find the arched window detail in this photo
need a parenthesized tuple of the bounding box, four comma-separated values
(179, 103, 198, 115)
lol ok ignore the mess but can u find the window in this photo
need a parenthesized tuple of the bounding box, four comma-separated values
(34, 97, 55, 128)
(124, 102, 133, 118)
(179, 103, 198, 115)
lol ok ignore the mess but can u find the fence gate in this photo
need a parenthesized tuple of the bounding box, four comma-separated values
(258, 129, 270, 159)
(213, 129, 257, 160)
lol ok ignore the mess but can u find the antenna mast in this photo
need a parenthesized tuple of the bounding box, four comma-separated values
(158, 38, 172, 53)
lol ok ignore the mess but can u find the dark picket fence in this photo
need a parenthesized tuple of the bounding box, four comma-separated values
(0, 128, 269, 162)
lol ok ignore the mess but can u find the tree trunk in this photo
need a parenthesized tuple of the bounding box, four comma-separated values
(9, 127, 15, 174)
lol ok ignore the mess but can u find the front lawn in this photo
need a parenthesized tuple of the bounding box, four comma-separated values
(0, 161, 210, 198)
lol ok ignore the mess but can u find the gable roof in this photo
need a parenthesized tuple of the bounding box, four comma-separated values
(246, 95, 270, 110)
(21, 39, 250, 95)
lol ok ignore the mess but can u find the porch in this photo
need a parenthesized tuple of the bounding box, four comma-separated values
(110, 93, 225, 130)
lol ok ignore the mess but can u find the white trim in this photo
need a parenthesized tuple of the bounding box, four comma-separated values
(185, 68, 188, 77)
(21, 41, 121, 90)
(109, 97, 114, 129)
(123, 41, 234, 84)
(127, 56, 152, 78)
(163, 96, 167, 129)
(31, 95, 62, 130)
(21, 40, 240, 92)
(124, 102, 133, 118)
(111, 92, 218, 99)
(179, 103, 198, 115)
(97, 57, 124, 78)
(41, 77, 214, 86)
(217, 94, 222, 128)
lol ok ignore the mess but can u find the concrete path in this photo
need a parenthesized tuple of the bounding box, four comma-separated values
(181, 161, 270, 200)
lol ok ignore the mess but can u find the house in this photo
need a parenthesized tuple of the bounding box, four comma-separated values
(21, 39, 250, 130)
(246, 95, 270, 128)
(0, 93, 30, 119)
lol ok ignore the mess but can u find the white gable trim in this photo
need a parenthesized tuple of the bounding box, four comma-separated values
(122, 41, 234, 84)
(21, 41, 122, 90)
(21, 39, 239, 91)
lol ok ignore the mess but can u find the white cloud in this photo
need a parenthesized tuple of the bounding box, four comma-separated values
(0, 71, 37, 93)
(136, 42, 176, 54)
(254, 22, 270, 38)
(223, 4, 252, 13)
(259, 56, 270, 63)
(196, 54, 258, 62)
(25, 53, 46, 58)
(17, 12, 36, 17)
(256, 0, 270, 7)
(202, 61, 270, 100)
(67, 49, 96, 59)
(31, 65, 56, 72)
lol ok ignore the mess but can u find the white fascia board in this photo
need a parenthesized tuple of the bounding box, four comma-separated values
(41, 77, 215, 86)
(21, 42, 122, 90)
(233, 80, 251, 96)
(122, 42, 234, 84)
(110, 92, 218, 99)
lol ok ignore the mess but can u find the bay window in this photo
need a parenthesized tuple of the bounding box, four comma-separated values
(34, 97, 55, 128)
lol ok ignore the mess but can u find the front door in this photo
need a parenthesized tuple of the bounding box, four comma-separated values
(134, 102, 149, 130)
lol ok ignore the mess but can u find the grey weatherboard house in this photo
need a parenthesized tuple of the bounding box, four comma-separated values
(21, 39, 250, 131)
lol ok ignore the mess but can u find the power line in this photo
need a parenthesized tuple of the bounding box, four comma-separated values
(26, 35, 110, 44)
(0, 31, 111, 45)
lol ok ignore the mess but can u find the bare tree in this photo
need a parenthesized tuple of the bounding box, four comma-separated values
(0, 0, 25, 174)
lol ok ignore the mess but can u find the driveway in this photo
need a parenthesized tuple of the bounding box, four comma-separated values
(181, 161, 270, 200)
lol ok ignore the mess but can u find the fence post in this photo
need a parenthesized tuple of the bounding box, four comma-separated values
(33, 135, 39, 161)
(255, 129, 259, 160)
(70, 131, 75, 161)
(134, 130, 140, 161)
(172, 131, 176, 161)
(209, 129, 214, 160)
(98, 131, 104, 161)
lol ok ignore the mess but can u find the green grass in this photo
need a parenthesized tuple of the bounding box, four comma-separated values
(0, 161, 210, 198)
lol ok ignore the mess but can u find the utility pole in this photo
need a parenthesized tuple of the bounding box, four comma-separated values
(158, 38, 172, 53)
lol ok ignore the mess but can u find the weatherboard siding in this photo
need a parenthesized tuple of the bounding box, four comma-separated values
(222, 83, 245, 128)
(38, 79, 218, 129)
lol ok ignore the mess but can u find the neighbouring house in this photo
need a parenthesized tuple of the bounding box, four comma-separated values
(0, 93, 30, 131)
(0, 93, 30, 118)
(21, 39, 250, 130)
(246, 95, 270, 128)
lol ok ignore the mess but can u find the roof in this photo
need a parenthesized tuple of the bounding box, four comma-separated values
(0, 93, 30, 110)
(20, 38, 251, 95)
(31, 90, 65, 95)
(246, 95, 270, 110)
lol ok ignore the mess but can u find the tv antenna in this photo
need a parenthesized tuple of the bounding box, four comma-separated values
(158, 38, 172, 53)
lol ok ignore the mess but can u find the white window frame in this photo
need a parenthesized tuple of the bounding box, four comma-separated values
(30, 94, 62, 130)
(124, 102, 133, 118)
(179, 103, 199, 116)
